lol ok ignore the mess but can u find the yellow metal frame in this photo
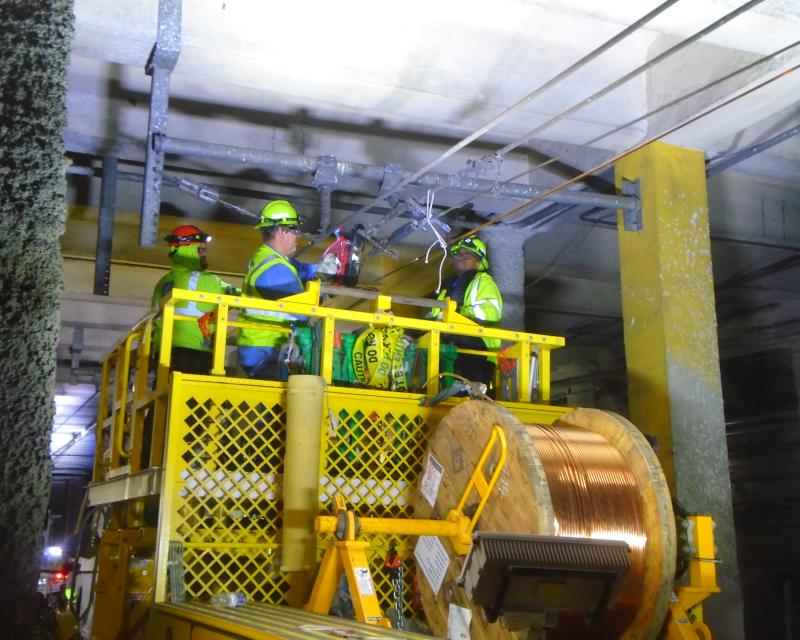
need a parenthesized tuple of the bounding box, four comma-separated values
(94, 282, 565, 481)
(91, 527, 156, 640)
(663, 515, 720, 639)
(94, 313, 171, 482)
(305, 537, 392, 628)
(150, 373, 565, 612)
(307, 426, 507, 626)
(89, 282, 569, 634)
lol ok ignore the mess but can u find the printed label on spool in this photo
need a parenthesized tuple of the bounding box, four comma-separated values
(447, 604, 472, 640)
(420, 453, 444, 507)
(414, 535, 449, 594)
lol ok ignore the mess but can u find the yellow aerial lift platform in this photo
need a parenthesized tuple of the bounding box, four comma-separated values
(81, 281, 717, 640)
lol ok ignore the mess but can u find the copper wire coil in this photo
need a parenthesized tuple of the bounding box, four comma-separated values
(526, 422, 647, 636)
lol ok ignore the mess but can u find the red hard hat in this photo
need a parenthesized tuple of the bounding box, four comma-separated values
(164, 225, 211, 247)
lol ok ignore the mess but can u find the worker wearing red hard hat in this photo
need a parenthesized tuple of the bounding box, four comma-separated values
(151, 224, 238, 374)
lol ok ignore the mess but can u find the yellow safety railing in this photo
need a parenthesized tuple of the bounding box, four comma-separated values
(157, 280, 564, 399)
(96, 280, 565, 481)
(93, 313, 170, 482)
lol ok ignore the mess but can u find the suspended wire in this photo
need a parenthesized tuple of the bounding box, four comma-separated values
(397, 36, 800, 270)
(455, 62, 800, 240)
(493, 0, 768, 159)
(361, 49, 795, 284)
(362, 0, 769, 248)
(308, 0, 683, 245)
(369, 0, 775, 247)
(526, 224, 597, 292)
(422, 189, 449, 293)
(367, 60, 800, 286)
(496, 38, 800, 216)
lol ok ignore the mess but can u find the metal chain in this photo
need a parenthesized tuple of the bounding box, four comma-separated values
(392, 562, 406, 630)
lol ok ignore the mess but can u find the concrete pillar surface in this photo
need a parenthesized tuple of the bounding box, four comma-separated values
(615, 141, 744, 637)
(481, 226, 526, 331)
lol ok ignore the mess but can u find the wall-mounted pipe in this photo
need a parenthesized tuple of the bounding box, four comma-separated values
(707, 123, 800, 177)
(93, 156, 117, 295)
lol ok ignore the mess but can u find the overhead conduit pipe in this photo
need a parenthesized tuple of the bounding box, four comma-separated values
(161, 136, 638, 213)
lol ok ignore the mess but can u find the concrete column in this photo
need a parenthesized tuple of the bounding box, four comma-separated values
(481, 226, 526, 330)
(615, 141, 743, 636)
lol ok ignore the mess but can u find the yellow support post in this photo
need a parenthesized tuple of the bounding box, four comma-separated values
(516, 340, 532, 403)
(616, 141, 741, 628)
(616, 141, 725, 490)
(159, 299, 176, 371)
(94, 356, 111, 482)
(418, 330, 441, 396)
(211, 303, 228, 376)
(372, 293, 393, 312)
(538, 346, 551, 403)
(320, 315, 335, 381)
(111, 333, 136, 466)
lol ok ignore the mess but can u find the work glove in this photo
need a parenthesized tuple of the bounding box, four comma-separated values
(315, 253, 340, 278)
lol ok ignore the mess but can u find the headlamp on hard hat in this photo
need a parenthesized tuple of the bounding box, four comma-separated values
(165, 225, 212, 247)
(450, 235, 489, 270)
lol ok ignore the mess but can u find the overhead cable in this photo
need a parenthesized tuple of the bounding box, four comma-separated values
(313, 0, 683, 240)
(369, 61, 800, 285)
(493, 0, 768, 159)
(455, 63, 800, 241)
(405, 37, 800, 234)
(367, 0, 770, 246)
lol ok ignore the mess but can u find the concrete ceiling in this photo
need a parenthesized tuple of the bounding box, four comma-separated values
(57, 0, 800, 477)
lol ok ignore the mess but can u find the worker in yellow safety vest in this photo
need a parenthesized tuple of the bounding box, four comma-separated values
(237, 200, 338, 380)
(151, 225, 237, 374)
(430, 236, 503, 391)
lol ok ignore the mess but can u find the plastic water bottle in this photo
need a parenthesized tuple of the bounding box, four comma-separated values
(210, 591, 247, 608)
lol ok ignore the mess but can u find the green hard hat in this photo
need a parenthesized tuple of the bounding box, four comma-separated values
(450, 235, 489, 270)
(254, 200, 304, 229)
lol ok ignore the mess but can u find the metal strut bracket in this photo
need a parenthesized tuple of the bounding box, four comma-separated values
(314, 155, 339, 234)
(620, 178, 642, 232)
(140, 0, 182, 246)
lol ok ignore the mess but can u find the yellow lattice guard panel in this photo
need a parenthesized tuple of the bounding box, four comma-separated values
(157, 374, 568, 616)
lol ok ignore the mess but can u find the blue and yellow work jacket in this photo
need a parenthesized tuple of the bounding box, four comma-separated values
(237, 244, 317, 348)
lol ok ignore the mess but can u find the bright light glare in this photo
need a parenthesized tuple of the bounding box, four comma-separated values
(45, 546, 63, 558)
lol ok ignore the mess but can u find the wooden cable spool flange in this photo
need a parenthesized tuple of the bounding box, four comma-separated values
(412, 401, 675, 640)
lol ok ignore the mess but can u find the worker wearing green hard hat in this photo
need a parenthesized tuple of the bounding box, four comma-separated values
(237, 200, 338, 379)
(429, 234, 503, 392)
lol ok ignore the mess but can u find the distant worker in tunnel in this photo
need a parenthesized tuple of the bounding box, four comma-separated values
(237, 200, 338, 380)
(151, 224, 238, 375)
(430, 235, 503, 392)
